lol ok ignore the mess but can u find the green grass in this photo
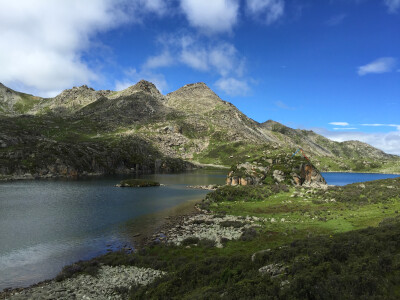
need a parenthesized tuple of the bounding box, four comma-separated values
(13, 93, 44, 114)
(206, 179, 400, 243)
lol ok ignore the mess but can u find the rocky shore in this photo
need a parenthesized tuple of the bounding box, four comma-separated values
(152, 212, 261, 248)
(3, 266, 165, 300)
(186, 184, 220, 190)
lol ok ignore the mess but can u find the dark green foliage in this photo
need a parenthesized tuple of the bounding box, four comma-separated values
(204, 184, 290, 205)
(271, 183, 289, 193)
(128, 217, 400, 299)
(181, 237, 200, 246)
(54, 210, 400, 299)
(263, 176, 275, 185)
(118, 179, 160, 187)
(240, 227, 258, 241)
(205, 185, 272, 203)
(198, 239, 216, 248)
(55, 260, 100, 281)
(315, 177, 400, 204)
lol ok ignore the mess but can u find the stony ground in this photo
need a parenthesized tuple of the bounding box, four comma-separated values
(153, 213, 261, 248)
(5, 266, 165, 300)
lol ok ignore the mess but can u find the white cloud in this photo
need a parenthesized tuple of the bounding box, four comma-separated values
(0, 0, 170, 97)
(180, 48, 210, 71)
(140, 0, 169, 16)
(275, 100, 295, 110)
(178, 37, 245, 78)
(358, 57, 397, 76)
(315, 128, 400, 156)
(246, 0, 285, 24)
(115, 68, 168, 93)
(333, 128, 358, 130)
(143, 34, 249, 96)
(215, 77, 250, 96)
(329, 122, 350, 126)
(325, 13, 347, 26)
(362, 123, 400, 130)
(144, 51, 175, 69)
(209, 43, 245, 77)
(384, 0, 400, 13)
(180, 0, 240, 33)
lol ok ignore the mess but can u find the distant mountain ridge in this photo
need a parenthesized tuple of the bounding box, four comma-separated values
(0, 80, 398, 179)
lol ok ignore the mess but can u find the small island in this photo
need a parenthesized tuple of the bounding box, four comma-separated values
(115, 179, 160, 187)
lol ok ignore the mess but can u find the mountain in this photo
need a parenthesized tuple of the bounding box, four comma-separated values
(0, 80, 398, 179)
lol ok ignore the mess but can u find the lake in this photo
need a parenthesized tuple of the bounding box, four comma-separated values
(0, 170, 399, 291)
(321, 172, 400, 186)
(0, 170, 227, 291)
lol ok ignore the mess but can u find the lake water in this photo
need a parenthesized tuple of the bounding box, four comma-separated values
(321, 172, 400, 186)
(0, 170, 227, 291)
(1, 170, 399, 291)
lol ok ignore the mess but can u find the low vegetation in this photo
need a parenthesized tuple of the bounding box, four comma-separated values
(54, 177, 400, 299)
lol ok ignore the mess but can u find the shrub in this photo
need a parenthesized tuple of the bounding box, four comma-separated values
(198, 239, 216, 248)
(240, 227, 258, 241)
(181, 236, 200, 246)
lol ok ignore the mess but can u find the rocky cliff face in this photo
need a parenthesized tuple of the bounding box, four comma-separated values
(226, 155, 327, 188)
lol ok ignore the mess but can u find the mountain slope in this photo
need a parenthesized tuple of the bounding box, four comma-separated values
(0, 80, 398, 179)
(0, 83, 47, 115)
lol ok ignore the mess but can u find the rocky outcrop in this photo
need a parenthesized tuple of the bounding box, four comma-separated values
(48, 85, 112, 114)
(299, 163, 326, 187)
(226, 155, 327, 188)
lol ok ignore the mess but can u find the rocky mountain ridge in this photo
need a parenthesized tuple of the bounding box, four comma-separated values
(0, 80, 398, 179)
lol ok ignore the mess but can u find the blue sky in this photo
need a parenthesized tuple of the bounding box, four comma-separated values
(0, 0, 399, 154)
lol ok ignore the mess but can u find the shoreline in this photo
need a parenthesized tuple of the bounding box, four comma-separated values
(0, 163, 230, 182)
(0, 196, 206, 298)
(2, 168, 399, 182)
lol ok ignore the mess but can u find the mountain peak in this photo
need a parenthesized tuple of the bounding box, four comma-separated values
(113, 79, 163, 99)
(168, 82, 218, 98)
(166, 82, 224, 113)
(55, 85, 96, 100)
(183, 82, 208, 88)
(134, 79, 158, 90)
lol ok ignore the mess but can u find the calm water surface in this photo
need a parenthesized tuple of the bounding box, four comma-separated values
(322, 172, 400, 186)
(1, 170, 399, 291)
(0, 170, 226, 291)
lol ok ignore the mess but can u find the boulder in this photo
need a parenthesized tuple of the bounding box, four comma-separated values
(258, 263, 287, 277)
(273, 170, 285, 182)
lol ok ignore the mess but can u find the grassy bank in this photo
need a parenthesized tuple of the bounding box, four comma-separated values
(44, 177, 400, 299)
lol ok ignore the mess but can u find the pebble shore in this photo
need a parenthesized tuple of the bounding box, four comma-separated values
(5, 265, 165, 300)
